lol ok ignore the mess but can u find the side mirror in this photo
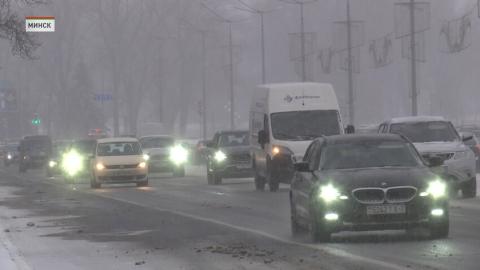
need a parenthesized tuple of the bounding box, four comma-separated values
(426, 156, 444, 167)
(345, 125, 355, 134)
(461, 132, 473, 142)
(294, 162, 311, 172)
(257, 130, 268, 146)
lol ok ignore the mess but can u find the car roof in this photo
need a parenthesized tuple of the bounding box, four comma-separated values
(217, 130, 249, 134)
(321, 134, 406, 145)
(139, 135, 174, 139)
(97, 137, 139, 143)
(385, 116, 446, 124)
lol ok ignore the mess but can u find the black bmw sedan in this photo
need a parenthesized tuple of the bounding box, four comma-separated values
(290, 134, 449, 242)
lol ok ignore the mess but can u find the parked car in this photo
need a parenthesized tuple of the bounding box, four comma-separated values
(90, 137, 148, 188)
(139, 135, 187, 177)
(291, 134, 449, 242)
(379, 116, 476, 198)
(206, 130, 252, 185)
(18, 135, 52, 172)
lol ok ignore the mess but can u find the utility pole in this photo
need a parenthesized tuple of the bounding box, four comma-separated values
(409, 0, 418, 116)
(299, 2, 306, 82)
(201, 32, 207, 139)
(180, 19, 209, 139)
(228, 23, 235, 129)
(201, 3, 245, 130)
(346, 0, 354, 125)
(279, 0, 318, 82)
(236, 0, 280, 84)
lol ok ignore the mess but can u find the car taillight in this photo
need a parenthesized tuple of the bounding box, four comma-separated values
(476, 144, 480, 153)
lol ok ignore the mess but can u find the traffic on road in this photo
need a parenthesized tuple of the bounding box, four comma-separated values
(2, 1, 480, 269)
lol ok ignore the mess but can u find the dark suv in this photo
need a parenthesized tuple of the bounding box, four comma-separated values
(18, 135, 52, 172)
(206, 130, 252, 185)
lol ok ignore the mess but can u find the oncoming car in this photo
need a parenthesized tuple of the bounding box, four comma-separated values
(90, 138, 148, 188)
(46, 140, 72, 177)
(290, 134, 449, 242)
(59, 139, 97, 181)
(139, 135, 188, 177)
(206, 130, 252, 185)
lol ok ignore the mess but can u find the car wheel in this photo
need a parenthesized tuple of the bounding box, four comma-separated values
(46, 169, 52, 178)
(90, 176, 101, 189)
(4, 162, 9, 167)
(266, 163, 279, 192)
(213, 174, 222, 185)
(19, 164, 26, 173)
(137, 179, 149, 187)
(429, 216, 449, 239)
(173, 166, 185, 177)
(207, 172, 215, 185)
(309, 209, 331, 243)
(254, 171, 266, 191)
(462, 177, 477, 198)
(290, 197, 303, 235)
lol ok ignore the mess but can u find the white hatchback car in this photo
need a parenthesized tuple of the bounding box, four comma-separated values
(90, 137, 148, 189)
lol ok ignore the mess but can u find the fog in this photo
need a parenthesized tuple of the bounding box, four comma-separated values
(0, 0, 478, 140)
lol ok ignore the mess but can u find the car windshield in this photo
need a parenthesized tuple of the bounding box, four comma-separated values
(139, 137, 174, 148)
(321, 141, 422, 170)
(72, 140, 96, 154)
(52, 143, 70, 156)
(97, 142, 142, 156)
(22, 140, 51, 152)
(218, 133, 249, 147)
(390, 121, 458, 143)
(6, 144, 18, 152)
(271, 110, 340, 141)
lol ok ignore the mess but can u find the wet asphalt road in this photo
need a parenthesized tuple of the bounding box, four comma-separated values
(0, 165, 479, 270)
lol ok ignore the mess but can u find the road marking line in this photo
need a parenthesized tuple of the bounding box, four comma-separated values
(86, 191, 407, 270)
(7, 170, 409, 270)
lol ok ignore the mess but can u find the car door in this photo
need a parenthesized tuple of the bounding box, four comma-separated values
(293, 141, 320, 221)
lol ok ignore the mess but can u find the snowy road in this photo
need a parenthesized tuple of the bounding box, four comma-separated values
(0, 165, 479, 269)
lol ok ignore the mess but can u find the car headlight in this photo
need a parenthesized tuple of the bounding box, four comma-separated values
(138, 161, 147, 169)
(48, 160, 57, 168)
(96, 163, 105, 171)
(61, 150, 84, 177)
(318, 184, 341, 203)
(425, 179, 447, 199)
(7, 154, 12, 160)
(453, 150, 471, 160)
(271, 145, 293, 157)
(143, 154, 150, 161)
(214, 150, 227, 162)
(169, 145, 188, 165)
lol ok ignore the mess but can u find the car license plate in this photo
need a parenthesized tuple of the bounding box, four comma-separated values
(236, 163, 250, 169)
(111, 170, 136, 176)
(366, 204, 406, 215)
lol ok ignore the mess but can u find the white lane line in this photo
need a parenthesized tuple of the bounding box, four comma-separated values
(8, 170, 408, 270)
(84, 190, 407, 270)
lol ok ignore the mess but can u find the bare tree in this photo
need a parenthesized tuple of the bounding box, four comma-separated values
(0, 0, 41, 59)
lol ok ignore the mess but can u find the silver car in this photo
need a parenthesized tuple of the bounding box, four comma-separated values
(379, 116, 476, 198)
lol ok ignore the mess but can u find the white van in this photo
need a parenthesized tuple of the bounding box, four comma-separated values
(249, 82, 343, 192)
